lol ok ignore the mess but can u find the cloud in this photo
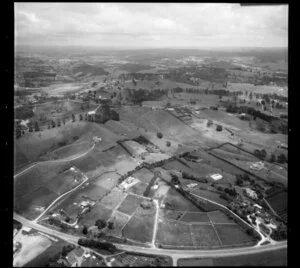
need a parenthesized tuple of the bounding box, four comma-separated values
(14, 3, 288, 48)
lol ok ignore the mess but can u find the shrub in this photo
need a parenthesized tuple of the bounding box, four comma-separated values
(95, 219, 107, 230)
(207, 120, 213, 127)
(216, 125, 223, 131)
(157, 132, 163, 139)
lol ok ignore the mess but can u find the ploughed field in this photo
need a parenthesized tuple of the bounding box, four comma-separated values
(156, 209, 256, 249)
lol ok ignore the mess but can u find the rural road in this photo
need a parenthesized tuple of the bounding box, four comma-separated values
(33, 170, 89, 222)
(14, 213, 287, 266)
(14, 142, 95, 179)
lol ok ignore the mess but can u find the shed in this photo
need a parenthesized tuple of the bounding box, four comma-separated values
(210, 174, 223, 181)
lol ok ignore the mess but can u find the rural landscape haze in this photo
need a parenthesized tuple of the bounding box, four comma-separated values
(14, 3, 288, 267)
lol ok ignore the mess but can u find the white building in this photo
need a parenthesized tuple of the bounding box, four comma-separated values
(210, 174, 223, 181)
(244, 188, 258, 199)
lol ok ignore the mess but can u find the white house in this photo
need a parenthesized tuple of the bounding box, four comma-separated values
(210, 174, 223, 181)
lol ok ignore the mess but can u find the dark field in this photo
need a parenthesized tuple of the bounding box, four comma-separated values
(180, 212, 210, 223)
(191, 224, 221, 248)
(164, 188, 204, 212)
(214, 224, 256, 246)
(178, 248, 287, 266)
(207, 211, 235, 224)
(156, 220, 193, 247)
(117, 194, 145, 216)
(122, 206, 155, 243)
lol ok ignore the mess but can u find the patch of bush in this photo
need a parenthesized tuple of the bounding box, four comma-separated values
(216, 125, 223, 131)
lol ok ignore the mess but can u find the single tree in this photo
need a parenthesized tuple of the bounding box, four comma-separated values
(107, 222, 114, 230)
(79, 114, 83, 121)
(277, 153, 287, 164)
(82, 226, 88, 235)
(95, 219, 106, 230)
(269, 154, 276, 163)
(157, 132, 163, 139)
(34, 121, 39, 132)
(216, 125, 223, 131)
(72, 114, 76, 122)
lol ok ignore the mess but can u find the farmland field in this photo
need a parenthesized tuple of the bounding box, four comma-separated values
(14, 162, 84, 220)
(122, 205, 156, 243)
(159, 209, 185, 221)
(52, 183, 109, 219)
(178, 248, 287, 266)
(213, 248, 287, 266)
(214, 224, 256, 246)
(265, 189, 287, 221)
(117, 194, 145, 216)
(14, 121, 120, 169)
(127, 181, 149, 196)
(100, 188, 127, 210)
(156, 220, 194, 247)
(107, 210, 130, 237)
(93, 172, 120, 190)
(24, 239, 71, 267)
(50, 140, 92, 159)
(207, 211, 235, 224)
(190, 224, 221, 248)
(180, 212, 210, 223)
(131, 168, 154, 184)
(80, 203, 113, 226)
(192, 189, 230, 206)
(177, 258, 214, 267)
(14, 230, 52, 267)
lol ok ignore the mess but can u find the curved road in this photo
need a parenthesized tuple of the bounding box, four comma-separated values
(14, 142, 95, 179)
(13, 213, 287, 266)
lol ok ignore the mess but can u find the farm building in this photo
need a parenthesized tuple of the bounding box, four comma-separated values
(250, 161, 265, 170)
(210, 174, 223, 181)
(244, 188, 258, 200)
(187, 183, 198, 189)
(22, 226, 31, 233)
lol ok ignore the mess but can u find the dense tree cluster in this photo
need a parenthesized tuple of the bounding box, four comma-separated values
(78, 239, 117, 253)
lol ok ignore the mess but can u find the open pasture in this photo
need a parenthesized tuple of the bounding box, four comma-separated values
(180, 212, 210, 223)
(122, 205, 156, 244)
(163, 187, 204, 212)
(71, 147, 116, 173)
(127, 181, 149, 196)
(14, 230, 52, 267)
(131, 168, 154, 184)
(100, 188, 127, 210)
(14, 162, 83, 220)
(15, 187, 59, 220)
(53, 183, 109, 219)
(192, 188, 230, 206)
(107, 210, 130, 237)
(190, 224, 221, 248)
(117, 194, 145, 216)
(177, 258, 214, 267)
(156, 220, 193, 247)
(214, 224, 256, 246)
(80, 202, 113, 227)
(14, 121, 121, 169)
(93, 172, 120, 190)
(50, 140, 92, 160)
(207, 211, 235, 224)
(159, 209, 185, 221)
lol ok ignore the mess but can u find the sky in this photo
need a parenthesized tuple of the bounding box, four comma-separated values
(15, 3, 288, 49)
